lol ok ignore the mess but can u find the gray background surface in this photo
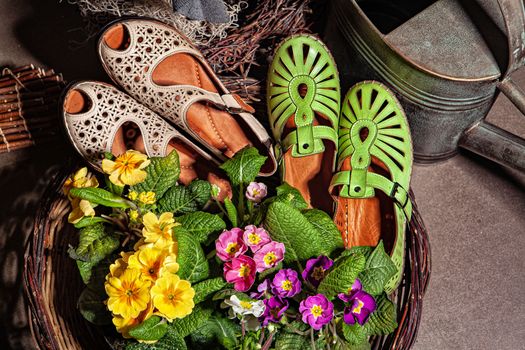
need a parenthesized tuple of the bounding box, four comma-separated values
(0, 0, 523, 349)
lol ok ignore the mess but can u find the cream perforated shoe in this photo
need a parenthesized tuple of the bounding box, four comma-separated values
(62, 81, 231, 194)
(98, 18, 277, 176)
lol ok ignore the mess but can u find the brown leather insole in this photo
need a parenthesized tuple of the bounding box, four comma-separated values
(279, 103, 336, 213)
(64, 88, 231, 201)
(104, 26, 252, 159)
(333, 157, 396, 252)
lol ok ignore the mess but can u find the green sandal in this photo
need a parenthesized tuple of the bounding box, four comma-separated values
(330, 81, 413, 293)
(267, 35, 340, 212)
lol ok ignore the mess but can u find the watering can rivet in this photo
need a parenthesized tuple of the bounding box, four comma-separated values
(355, 186, 361, 193)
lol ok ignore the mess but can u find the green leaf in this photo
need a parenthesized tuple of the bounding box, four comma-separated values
(264, 202, 341, 263)
(223, 197, 238, 227)
(158, 186, 198, 214)
(126, 327, 187, 350)
(105, 175, 124, 196)
(337, 246, 374, 262)
(188, 180, 212, 206)
(77, 259, 112, 325)
(70, 223, 119, 264)
(219, 147, 266, 186)
(342, 323, 368, 345)
(358, 242, 397, 295)
(193, 278, 228, 304)
(302, 209, 344, 251)
(334, 339, 371, 350)
(190, 315, 240, 349)
(177, 212, 226, 244)
(157, 180, 211, 215)
(77, 285, 111, 325)
(317, 253, 366, 300)
(274, 182, 308, 210)
(73, 216, 111, 229)
(363, 294, 398, 336)
(69, 187, 130, 208)
(76, 260, 96, 284)
(131, 151, 180, 200)
(174, 228, 209, 283)
(212, 288, 247, 301)
(128, 316, 168, 341)
(171, 305, 213, 338)
(274, 333, 309, 350)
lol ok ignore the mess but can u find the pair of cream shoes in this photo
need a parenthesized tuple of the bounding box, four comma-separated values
(62, 18, 277, 195)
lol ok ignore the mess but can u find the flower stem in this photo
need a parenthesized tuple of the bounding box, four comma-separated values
(310, 329, 316, 350)
(247, 200, 254, 222)
(214, 199, 228, 217)
(258, 328, 265, 345)
(206, 249, 217, 260)
(101, 214, 126, 231)
(238, 184, 245, 225)
(261, 331, 274, 350)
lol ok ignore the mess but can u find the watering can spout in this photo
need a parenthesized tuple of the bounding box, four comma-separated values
(460, 121, 525, 172)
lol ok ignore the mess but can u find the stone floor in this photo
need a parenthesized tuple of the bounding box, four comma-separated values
(0, 1, 523, 349)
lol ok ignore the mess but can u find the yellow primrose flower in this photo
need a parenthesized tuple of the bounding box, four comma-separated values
(68, 197, 96, 224)
(105, 268, 151, 319)
(150, 274, 195, 322)
(128, 191, 139, 201)
(139, 191, 156, 205)
(133, 239, 177, 256)
(129, 210, 140, 223)
(102, 150, 150, 187)
(127, 245, 179, 282)
(142, 212, 178, 247)
(112, 301, 154, 339)
(107, 251, 134, 280)
(63, 167, 99, 196)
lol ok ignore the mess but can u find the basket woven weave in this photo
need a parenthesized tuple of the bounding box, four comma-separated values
(24, 161, 431, 350)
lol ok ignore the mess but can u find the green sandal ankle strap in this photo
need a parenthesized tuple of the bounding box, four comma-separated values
(330, 171, 412, 220)
(267, 35, 340, 158)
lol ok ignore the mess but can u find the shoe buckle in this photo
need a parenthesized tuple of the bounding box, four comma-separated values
(390, 182, 409, 209)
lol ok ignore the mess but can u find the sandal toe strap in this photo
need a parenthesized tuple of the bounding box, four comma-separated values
(282, 125, 338, 156)
(330, 170, 412, 220)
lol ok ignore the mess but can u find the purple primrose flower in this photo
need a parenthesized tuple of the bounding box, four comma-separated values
(338, 279, 377, 325)
(260, 296, 289, 326)
(302, 255, 333, 287)
(271, 269, 302, 298)
(250, 279, 270, 299)
(299, 294, 334, 330)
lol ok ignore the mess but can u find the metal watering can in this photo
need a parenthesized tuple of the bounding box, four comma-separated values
(324, 0, 525, 171)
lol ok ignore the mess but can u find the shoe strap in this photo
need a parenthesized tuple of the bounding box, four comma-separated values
(282, 125, 337, 157)
(330, 170, 412, 220)
(270, 80, 339, 157)
(175, 85, 255, 116)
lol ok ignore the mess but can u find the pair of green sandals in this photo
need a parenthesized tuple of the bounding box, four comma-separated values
(267, 35, 413, 293)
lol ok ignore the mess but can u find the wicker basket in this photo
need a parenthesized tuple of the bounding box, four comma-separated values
(23, 1, 430, 348)
(24, 160, 431, 350)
